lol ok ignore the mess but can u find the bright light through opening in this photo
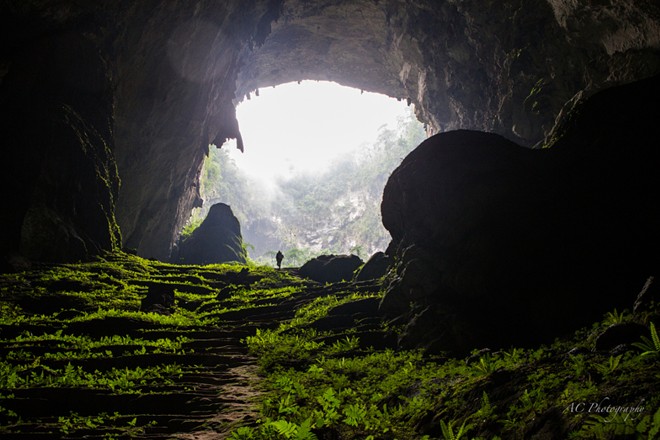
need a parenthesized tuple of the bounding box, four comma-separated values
(224, 81, 413, 182)
(196, 80, 426, 265)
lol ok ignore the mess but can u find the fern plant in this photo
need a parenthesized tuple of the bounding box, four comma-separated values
(577, 409, 660, 440)
(595, 354, 622, 376)
(229, 427, 256, 439)
(268, 418, 317, 440)
(440, 419, 472, 440)
(473, 353, 497, 375)
(633, 322, 660, 358)
(603, 308, 628, 325)
(342, 402, 367, 427)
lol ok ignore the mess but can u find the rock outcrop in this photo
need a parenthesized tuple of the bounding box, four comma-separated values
(174, 203, 247, 265)
(0, 1, 659, 264)
(380, 74, 660, 353)
(299, 254, 363, 283)
(354, 252, 392, 281)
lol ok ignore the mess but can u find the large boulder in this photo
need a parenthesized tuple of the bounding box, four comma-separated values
(380, 74, 660, 354)
(354, 252, 393, 281)
(299, 254, 363, 283)
(175, 203, 247, 265)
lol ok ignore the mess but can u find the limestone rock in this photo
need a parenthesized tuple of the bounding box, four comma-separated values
(299, 254, 363, 283)
(140, 283, 176, 315)
(310, 297, 381, 332)
(0, 31, 121, 265)
(380, 75, 660, 353)
(354, 252, 392, 281)
(634, 276, 660, 315)
(175, 203, 247, 265)
(546, 0, 660, 55)
(595, 323, 648, 352)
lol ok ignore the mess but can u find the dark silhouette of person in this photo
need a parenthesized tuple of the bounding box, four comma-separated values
(275, 250, 284, 270)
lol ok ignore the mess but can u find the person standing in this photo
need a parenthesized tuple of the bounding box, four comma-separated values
(275, 250, 284, 270)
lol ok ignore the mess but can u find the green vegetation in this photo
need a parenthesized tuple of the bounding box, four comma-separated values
(180, 218, 203, 240)
(0, 252, 306, 437)
(229, 286, 660, 439)
(187, 110, 426, 265)
(633, 322, 660, 357)
(1, 252, 658, 438)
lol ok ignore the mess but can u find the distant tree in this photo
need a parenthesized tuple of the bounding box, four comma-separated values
(187, 108, 425, 265)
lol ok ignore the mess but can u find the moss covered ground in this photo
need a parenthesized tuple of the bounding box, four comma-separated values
(0, 252, 658, 439)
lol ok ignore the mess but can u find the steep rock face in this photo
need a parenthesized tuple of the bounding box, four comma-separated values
(380, 75, 660, 353)
(112, 1, 279, 259)
(0, 28, 121, 265)
(0, 1, 659, 264)
(174, 203, 247, 265)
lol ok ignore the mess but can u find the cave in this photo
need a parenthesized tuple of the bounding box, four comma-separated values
(2, 0, 658, 263)
(1, 1, 660, 438)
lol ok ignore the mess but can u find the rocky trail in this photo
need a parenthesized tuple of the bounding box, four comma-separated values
(0, 262, 386, 439)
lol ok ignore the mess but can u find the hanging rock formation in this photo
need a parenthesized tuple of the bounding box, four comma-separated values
(380, 74, 660, 353)
(0, 1, 659, 265)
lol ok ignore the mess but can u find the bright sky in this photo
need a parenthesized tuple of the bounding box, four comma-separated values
(222, 81, 411, 182)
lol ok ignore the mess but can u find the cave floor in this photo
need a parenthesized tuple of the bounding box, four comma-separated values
(0, 253, 658, 439)
(0, 255, 386, 438)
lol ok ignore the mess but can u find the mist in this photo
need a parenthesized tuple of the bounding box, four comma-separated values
(224, 81, 410, 185)
(192, 81, 426, 265)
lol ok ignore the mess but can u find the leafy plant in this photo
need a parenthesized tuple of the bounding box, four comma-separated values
(439, 419, 472, 440)
(472, 392, 496, 424)
(576, 409, 658, 440)
(268, 418, 317, 439)
(595, 354, 622, 376)
(604, 308, 628, 325)
(633, 322, 660, 357)
(566, 354, 589, 378)
(180, 218, 202, 240)
(230, 426, 257, 439)
(472, 352, 497, 375)
(342, 402, 368, 427)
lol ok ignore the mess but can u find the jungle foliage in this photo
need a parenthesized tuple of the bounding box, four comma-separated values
(188, 110, 426, 266)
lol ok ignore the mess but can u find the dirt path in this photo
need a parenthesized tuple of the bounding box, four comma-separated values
(163, 330, 264, 440)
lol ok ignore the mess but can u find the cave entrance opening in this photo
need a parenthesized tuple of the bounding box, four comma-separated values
(186, 80, 426, 266)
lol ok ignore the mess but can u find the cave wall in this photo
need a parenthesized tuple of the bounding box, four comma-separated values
(0, 0, 659, 264)
(0, 9, 121, 265)
(112, 1, 280, 259)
